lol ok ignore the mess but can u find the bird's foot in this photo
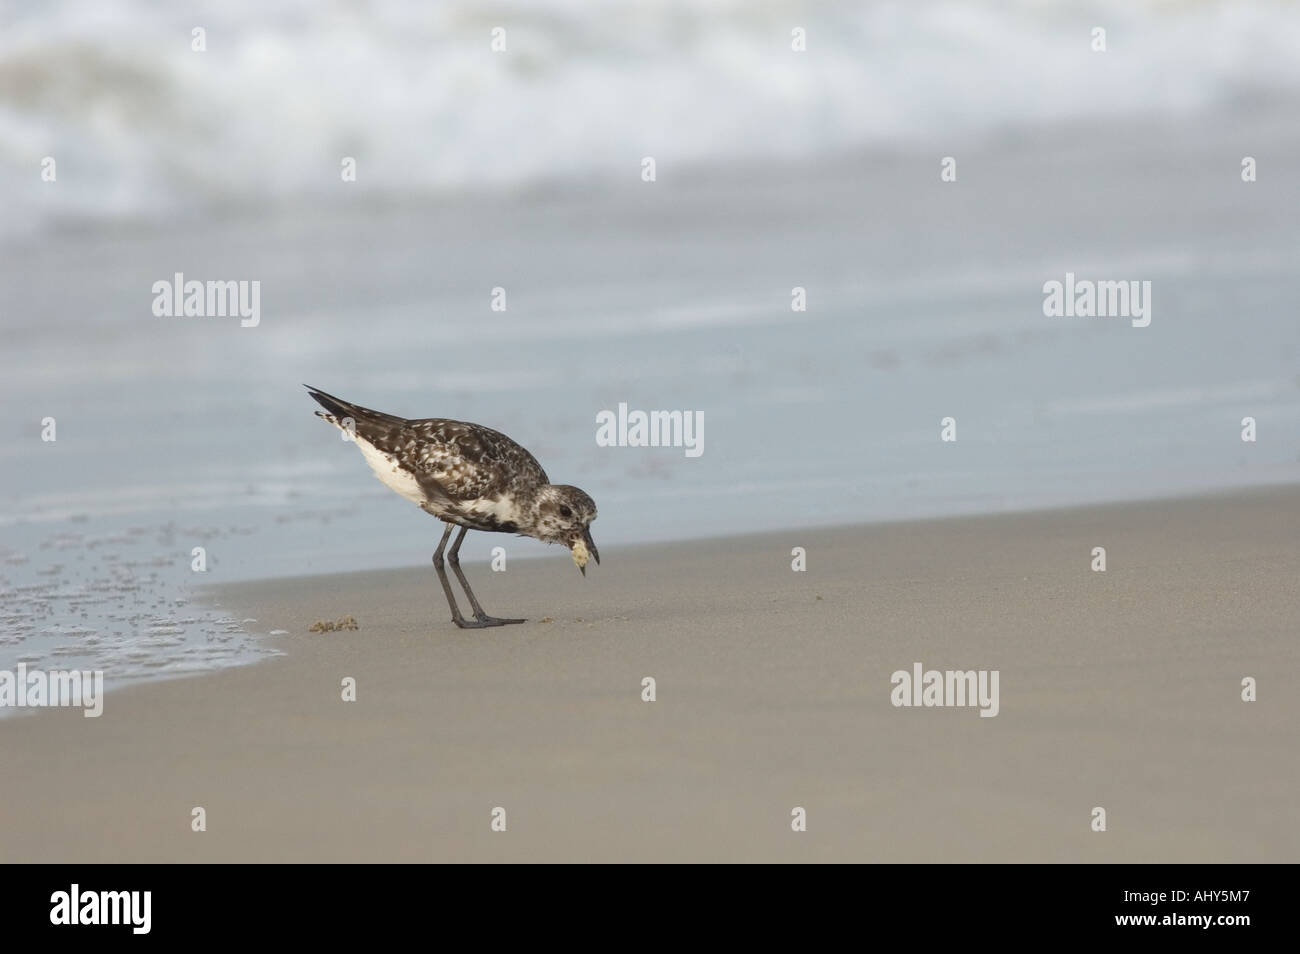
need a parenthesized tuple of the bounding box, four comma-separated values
(452, 615, 527, 629)
(476, 614, 526, 626)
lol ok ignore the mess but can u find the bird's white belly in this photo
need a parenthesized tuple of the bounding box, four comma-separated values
(354, 434, 425, 505)
(460, 495, 524, 525)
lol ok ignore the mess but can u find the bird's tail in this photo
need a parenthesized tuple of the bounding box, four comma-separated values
(304, 385, 405, 431)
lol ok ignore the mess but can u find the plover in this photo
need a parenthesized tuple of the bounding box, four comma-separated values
(306, 386, 599, 629)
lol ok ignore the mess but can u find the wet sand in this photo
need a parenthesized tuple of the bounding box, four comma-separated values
(2, 486, 1298, 862)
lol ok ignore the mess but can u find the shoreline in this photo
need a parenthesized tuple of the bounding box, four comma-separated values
(7, 477, 1296, 719)
(2, 485, 1298, 861)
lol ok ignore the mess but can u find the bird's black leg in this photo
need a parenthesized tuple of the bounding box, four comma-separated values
(448, 527, 526, 626)
(432, 523, 477, 628)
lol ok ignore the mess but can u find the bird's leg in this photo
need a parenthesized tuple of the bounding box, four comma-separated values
(448, 527, 526, 626)
(433, 523, 477, 629)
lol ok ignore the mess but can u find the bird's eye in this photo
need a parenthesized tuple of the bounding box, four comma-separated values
(559, 505, 573, 518)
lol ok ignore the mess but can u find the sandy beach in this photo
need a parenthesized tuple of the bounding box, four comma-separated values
(3, 485, 1297, 863)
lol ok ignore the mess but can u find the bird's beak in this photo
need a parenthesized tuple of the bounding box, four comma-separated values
(573, 527, 600, 576)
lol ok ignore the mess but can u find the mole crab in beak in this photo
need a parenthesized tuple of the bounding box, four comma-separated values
(571, 527, 601, 576)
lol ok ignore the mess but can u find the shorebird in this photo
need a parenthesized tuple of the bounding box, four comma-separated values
(306, 386, 598, 629)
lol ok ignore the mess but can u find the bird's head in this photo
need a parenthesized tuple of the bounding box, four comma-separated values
(535, 484, 600, 575)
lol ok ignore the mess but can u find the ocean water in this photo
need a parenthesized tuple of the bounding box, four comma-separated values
(2, 0, 1299, 691)
(4, 0, 1300, 235)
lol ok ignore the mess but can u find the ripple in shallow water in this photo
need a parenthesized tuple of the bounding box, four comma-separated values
(0, 522, 281, 710)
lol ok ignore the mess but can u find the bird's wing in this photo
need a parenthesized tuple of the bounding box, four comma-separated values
(399, 419, 550, 503)
(305, 387, 548, 503)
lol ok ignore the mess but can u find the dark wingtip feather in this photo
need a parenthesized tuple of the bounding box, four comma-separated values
(304, 385, 353, 421)
(304, 386, 407, 432)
